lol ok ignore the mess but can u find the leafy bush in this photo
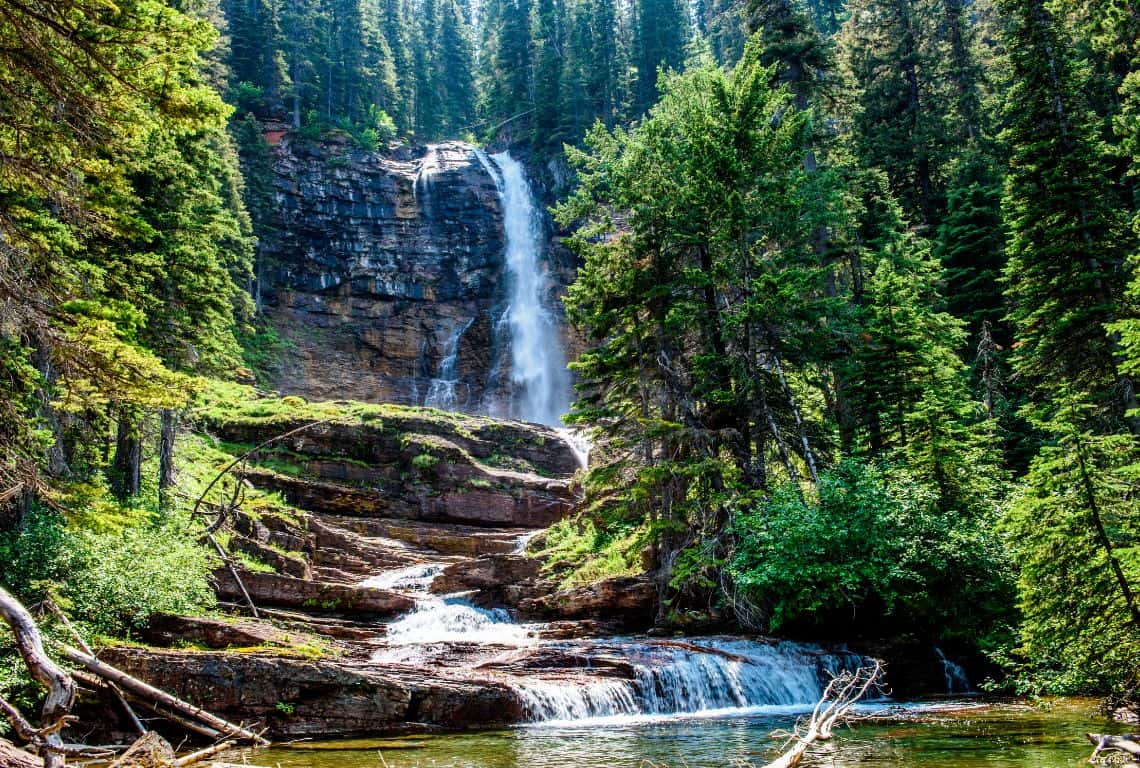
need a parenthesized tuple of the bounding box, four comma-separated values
(728, 460, 1012, 645)
(0, 506, 216, 637)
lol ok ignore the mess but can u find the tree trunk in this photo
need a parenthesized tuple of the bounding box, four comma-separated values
(159, 409, 177, 492)
(111, 411, 141, 500)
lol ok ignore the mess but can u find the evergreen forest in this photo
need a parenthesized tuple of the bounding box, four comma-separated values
(1, 0, 1140, 758)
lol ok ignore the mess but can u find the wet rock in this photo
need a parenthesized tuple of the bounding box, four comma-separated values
(327, 516, 525, 557)
(96, 648, 524, 737)
(431, 554, 541, 595)
(214, 569, 414, 616)
(518, 576, 656, 625)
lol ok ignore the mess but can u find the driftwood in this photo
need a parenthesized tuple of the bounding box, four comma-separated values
(43, 601, 147, 737)
(1087, 733, 1140, 765)
(107, 732, 175, 768)
(172, 739, 235, 767)
(60, 647, 269, 746)
(0, 738, 43, 768)
(0, 586, 76, 768)
(760, 662, 885, 768)
(70, 670, 226, 742)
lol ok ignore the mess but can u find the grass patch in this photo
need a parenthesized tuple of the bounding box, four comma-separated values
(535, 518, 647, 588)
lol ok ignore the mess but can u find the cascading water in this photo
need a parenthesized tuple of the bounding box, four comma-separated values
(513, 639, 870, 724)
(934, 647, 972, 694)
(476, 150, 571, 427)
(364, 556, 872, 725)
(424, 318, 474, 411)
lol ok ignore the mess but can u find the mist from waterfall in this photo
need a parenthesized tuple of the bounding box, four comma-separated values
(477, 150, 571, 427)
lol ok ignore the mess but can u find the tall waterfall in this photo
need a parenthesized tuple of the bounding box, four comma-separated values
(477, 150, 571, 426)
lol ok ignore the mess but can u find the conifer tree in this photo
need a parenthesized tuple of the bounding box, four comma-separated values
(533, 0, 565, 147)
(997, 0, 1135, 415)
(632, 0, 690, 114)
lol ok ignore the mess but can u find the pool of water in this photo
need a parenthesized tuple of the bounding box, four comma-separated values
(223, 699, 1119, 768)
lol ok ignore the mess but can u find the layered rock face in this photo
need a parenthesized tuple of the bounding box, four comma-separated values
(260, 137, 575, 410)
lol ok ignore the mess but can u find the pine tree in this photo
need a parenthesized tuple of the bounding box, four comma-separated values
(533, 0, 565, 147)
(998, 0, 1135, 416)
(838, 0, 949, 225)
(632, 0, 690, 114)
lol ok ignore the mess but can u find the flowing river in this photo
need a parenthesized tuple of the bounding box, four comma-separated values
(228, 699, 1113, 768)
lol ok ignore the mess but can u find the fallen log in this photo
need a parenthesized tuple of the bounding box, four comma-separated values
(760, 661, 884, 768)
(0, 738, 42, 768)
(60, 647, 269, 746)
(173, 739, 235, 767)
(0, 586, 76, 768)
(45, 600, 148, 737)
(71, 670, 225, 741)
(1087, 733, 1140, 763)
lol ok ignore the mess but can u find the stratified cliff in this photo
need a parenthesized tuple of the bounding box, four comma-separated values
(257, 136, 573, 410)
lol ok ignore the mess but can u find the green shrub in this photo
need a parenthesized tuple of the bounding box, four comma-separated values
(728, 460, 1012, 644)
(0, 507, 216, 638)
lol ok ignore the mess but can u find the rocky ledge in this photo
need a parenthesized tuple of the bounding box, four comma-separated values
(99, 648, 524, 738)
(257, 137, 578, 410)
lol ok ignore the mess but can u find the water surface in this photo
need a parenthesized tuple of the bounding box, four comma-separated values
(229, 699, 1114, 768)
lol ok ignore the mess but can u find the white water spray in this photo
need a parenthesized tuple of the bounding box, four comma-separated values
(425, 318, 474, 411)
(513, 639, 870, 724)
(476, 150, 571, 426)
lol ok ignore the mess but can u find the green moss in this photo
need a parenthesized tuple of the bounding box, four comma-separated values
(535, 518, 646, 588)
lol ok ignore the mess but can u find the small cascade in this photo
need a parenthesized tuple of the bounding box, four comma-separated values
(515, 639, 870, 724)
(475, 149, 571, 426)
(359, 564, 445, 592)
(556, 427, 591, 470)
(934, 647, 972, 694)
(415, 145, 440, 206)
(515, 680, 640, 722)
(424, 318, 474, 411)
(374, 596, 536, 652)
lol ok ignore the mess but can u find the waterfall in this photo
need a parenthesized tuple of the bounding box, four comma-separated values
(513, 639, 871, 724)
(934, 647, 972, 694)
(476, 149, 571, 426)
(424, 318, 474, 411)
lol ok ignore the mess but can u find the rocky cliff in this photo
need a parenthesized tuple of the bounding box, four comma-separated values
(257, 136, 576, 411)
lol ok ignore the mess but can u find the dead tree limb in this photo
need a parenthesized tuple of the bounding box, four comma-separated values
(59, 647, 269, 746)
(0, 586, 76, 768)
(192, 419, 333, 619)
(43, 601, 147, 736)
(192, 419, 332, 531)
(173, 739, 235, 767)
(1087, 733, 1140, 764)
(761, 661, 884, 768)
(72, 671, 226, 742)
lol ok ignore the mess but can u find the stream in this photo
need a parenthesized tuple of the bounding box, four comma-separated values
(228, 699, 1113, 768)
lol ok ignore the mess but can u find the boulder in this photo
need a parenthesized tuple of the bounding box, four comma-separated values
(213, 570, 413, 616)
(518, 576, 656, 625)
